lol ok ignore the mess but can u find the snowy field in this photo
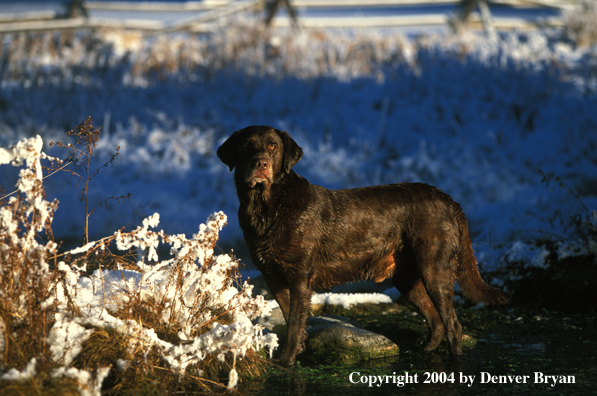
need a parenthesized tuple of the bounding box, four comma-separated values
(1, 14, 597, 276)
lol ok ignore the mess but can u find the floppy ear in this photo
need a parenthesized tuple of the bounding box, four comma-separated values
(278, 131, 303, 173)
(217, 131, 242, 171)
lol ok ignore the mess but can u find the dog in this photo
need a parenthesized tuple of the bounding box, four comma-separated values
(217, 126, 508, 367)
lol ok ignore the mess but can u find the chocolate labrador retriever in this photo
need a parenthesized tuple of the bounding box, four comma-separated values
(217, 126, 507, 366)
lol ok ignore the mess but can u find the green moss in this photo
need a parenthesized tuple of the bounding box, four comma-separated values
(303, 337, 399, 365)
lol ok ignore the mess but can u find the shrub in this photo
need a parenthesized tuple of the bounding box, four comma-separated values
(0, 122, 277, 394)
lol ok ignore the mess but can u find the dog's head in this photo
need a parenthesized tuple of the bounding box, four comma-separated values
(217, 126, 303, 189)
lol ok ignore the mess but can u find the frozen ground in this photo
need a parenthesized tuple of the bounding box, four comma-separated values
(1, 16, 596, 277)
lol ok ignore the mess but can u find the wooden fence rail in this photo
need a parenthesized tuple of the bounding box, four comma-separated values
(0, 0, 574, 34)
(82, 0, 573, 11)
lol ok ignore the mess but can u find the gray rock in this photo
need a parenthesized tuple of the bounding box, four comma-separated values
(301, 315, 399, 364)
(254, 307, 286, 332)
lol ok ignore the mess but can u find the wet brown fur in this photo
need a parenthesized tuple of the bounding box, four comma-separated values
(217, 126, 508, 367)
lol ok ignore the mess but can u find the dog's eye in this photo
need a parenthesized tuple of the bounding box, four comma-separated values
(243, 142, 252, 151)
(269, 143, 277, 151)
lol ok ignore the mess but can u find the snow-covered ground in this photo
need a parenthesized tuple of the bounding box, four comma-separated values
(1, 14, 596, 277)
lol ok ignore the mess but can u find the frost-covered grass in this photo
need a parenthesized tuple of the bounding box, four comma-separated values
(0, 131, 277, 394)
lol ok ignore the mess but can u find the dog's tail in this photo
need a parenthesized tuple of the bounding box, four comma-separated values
(454, 205, 509, 305)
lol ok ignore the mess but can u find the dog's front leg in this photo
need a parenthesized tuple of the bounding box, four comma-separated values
(279, 279, 312, 367)
(259, 270, 291, 322)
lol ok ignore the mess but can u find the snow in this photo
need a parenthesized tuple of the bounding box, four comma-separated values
(52, 366, 111, 396)
(503, 241, 551, 269)
(48, 314, 95, 366)
(0, 358, 38, 381)
(66, 240, 97, 255)
(266, 292, 393, 310)
(557, 237, 597, 260)
(312, 292, 393, 309)
(228, 367, 239, 389)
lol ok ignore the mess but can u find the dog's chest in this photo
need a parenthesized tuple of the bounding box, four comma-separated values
(240, 211, 304, 271)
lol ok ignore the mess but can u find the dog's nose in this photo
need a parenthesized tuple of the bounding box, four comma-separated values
(255, 158, 269, 170)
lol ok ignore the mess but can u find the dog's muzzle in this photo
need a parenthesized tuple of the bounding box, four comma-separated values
(246, 157, 272, 188)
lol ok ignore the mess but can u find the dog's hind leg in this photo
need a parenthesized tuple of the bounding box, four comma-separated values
(392, 261, 445, 351)
(419, 260, 463, 356)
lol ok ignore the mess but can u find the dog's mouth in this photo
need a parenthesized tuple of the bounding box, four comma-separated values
(246, 173, 271, 188)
